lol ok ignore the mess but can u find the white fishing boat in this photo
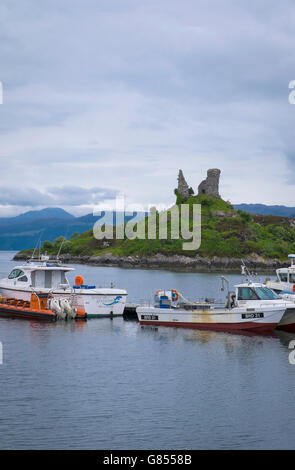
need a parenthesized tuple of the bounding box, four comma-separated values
(136, 279, 290, 332)
(266, 254, 295, 297)
(264, 254, 295, 331)
(0, 255, 127, 318)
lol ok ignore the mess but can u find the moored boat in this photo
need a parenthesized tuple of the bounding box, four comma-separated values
(0, 255, 127, 318)
(0, 292, 87, 322)
(264, 255, 295, 331)
(266, 254, 295, 297)
(0, 293, 56, 321)
(136, 279, 289, 332)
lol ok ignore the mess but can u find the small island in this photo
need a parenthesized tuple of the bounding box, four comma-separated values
(14, 169, 295, 273)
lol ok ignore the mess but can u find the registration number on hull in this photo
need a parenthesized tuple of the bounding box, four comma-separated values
(242, 312, 264, 319)
(141, 314, 159, 320)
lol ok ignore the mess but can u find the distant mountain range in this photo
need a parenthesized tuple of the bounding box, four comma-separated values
(1, 203, 295, 251)
(0, 207, 146, 250)
(234, 204, 295, 218)
(0, 208, 74, 226)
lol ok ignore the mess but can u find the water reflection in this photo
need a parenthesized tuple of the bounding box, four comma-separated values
(139, 324, 277, 341)
(1, 252, 295, 450)
(275, 329, 295, 348)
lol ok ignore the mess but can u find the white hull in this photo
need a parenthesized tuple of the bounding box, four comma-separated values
(137, 306, 285, 332)
(265, 281, 295, 330)
(0, 286, 127, 317)
(275, 306, 295, 332)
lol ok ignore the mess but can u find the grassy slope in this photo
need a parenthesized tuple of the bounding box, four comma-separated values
(21, 195, 295, 260)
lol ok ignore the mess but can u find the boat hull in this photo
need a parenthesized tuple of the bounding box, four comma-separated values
(276, 307, 295, 332)
(137, 306, 285, 332)
(0, 305, 56, 321)
(0, 287, 127, 318)
(139, 320, 278, 332)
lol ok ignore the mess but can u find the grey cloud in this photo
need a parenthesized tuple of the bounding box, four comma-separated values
(46, 186, 119, 205)
(0, 186, 119, 207)
(0, 0, 295, 210)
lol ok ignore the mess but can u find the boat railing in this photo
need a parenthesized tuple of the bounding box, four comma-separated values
(26, 255, 63, 265)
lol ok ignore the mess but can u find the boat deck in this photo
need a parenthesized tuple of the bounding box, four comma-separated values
(0, 296, 57, 321)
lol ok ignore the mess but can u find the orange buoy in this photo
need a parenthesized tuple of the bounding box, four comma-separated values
(76, 308, 86, 318)
(75, 275, 84, 286)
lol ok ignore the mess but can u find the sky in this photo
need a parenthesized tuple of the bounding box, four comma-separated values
(0, 0, 295, 216)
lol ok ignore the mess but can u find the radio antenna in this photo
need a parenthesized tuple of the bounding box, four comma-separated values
(31, 230, 44, 260)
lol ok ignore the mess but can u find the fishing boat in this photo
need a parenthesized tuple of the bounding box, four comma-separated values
(266, 254, 295, 297)
(0, 255, 127, 318)
(263, 254, 295, 331)
(136, 278, 290, 332)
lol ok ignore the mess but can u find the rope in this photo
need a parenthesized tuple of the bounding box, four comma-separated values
(174, 290, 202, 305)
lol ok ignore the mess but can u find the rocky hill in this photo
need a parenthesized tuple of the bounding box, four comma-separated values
(14, 193, 295, 272)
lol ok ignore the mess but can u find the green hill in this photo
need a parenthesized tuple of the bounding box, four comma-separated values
(18, 194, 295, 261)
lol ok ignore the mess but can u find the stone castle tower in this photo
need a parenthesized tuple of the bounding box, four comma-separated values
(198, 169, 221, 198)
(176, 168, 221, 200)
(177, 169, 190, 199)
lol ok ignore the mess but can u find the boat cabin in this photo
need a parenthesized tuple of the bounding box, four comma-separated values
(275, 254, 295, 284)
(235, 283, 279, 302)
(5, 264, 73, 290)
(275, 268, 295, 284)
(265, 255, 295, 294)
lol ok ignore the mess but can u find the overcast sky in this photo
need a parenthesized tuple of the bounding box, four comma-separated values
(1, 0, 295, 216)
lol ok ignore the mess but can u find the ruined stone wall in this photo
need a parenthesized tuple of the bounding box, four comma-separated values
(177, 169, 190, 199)
(198, 169, 221, 197)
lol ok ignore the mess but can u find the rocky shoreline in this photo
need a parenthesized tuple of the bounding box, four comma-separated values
(13, 251, 289, 274)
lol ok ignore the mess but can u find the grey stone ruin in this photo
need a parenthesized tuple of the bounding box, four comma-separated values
(177, 169, 190, 199)
(198, 169, 221, 197)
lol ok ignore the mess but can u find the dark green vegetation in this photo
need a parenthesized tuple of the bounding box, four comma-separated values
(20, 195, 295, 260)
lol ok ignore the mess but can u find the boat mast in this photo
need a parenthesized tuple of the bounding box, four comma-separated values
(221, 276, 230, 306)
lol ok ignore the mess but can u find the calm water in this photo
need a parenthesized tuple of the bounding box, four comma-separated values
(0, 251, 294, 450)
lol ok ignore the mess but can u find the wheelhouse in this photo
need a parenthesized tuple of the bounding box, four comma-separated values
(30, 269, 70, 289)
(236, 285, 280, 301)
(276, 268, 295, 284)
(6, 265, 73, 290)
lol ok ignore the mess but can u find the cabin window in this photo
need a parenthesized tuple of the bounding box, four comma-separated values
(254, 287, 279, 300)
(34, 271, 45, 288)
(237, 287, 259, 300)
(29, 270, 68, 288)
(18, 276, 28, 282)
(61, 272, 67, 285)
(8, 269, 24, 279)
(45, 271, 52, 288)
(279, 273, 288, 282)
(289, 273, 295, 283)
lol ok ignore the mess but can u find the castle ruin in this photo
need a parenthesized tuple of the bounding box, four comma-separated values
(198, 169, 221, 198)
(177, 168, 221, 200)
(177, 169, 190, 199)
